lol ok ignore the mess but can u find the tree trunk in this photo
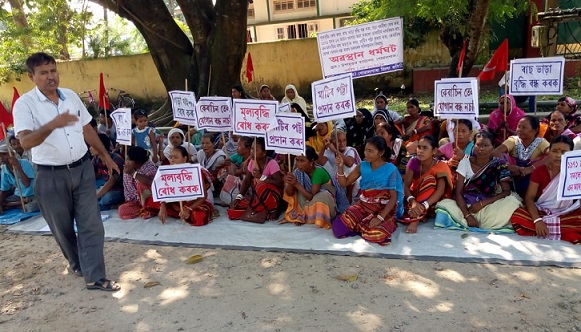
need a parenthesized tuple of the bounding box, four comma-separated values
(90, 0, 249, 113)
(7, 0, 28, 28)
(442, 0, 492, 78)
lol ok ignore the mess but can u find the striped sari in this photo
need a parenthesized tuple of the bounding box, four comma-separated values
(283, 167, 349, 228)
(511, 172, 581, 244)
(399, 159, 453, 224)
(332, 189, 397, 245)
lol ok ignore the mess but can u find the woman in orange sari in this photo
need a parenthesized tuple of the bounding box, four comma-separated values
(402, 99, 432, 149)
(399, 135, 453, 233)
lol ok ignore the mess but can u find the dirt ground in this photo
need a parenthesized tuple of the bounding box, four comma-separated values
(1, 228, 581, 332)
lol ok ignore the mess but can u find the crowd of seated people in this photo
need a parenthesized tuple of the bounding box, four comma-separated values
(4, 88, 580, 246)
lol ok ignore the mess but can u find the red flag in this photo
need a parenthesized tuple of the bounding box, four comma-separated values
(11, 87, 19, 112)
(456, 40, 467, 76)
(98, 73, 111, 111)
(245, 53, 254, 83)
(478, 39, 509, 81)
(0, 101, 12, 141)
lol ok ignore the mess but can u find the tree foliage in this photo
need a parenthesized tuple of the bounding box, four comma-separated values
(90, 0, 249, 124)
(351, 0, 533, 77)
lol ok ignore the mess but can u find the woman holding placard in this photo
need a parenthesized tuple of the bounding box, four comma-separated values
(332, 136, 404, 245)
(156, 146, 214, 226)
(510, 136, 581, 244)
(399, 135, 453, 234)
(281, 146, 349, 228)
(307, 121, 333, 154)
(436, 119, 475, 169)
(228, 137, 284, 223)
(492, 115, 550, 197)
(434, 132, 522, 232)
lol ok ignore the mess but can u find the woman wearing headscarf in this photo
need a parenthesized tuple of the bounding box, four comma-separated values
(307, 121, 334, 154)
(281, 84, 307, 112)
(258, 85, 276, 101)
(161, 128, 198, 164)
(487, 94, 526, 147)
(345, 108, 373, 158)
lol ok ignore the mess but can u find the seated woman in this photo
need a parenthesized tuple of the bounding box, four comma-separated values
(332, 136, 404, 246)
(281, 146, 349, 228)
(156, 146, 214, 226)
(543, 96, 581, 134)
(402, 98, 432, 153)
(228, 137, 284, 222)
(307, 121, 333, 154)
(345, 108, 373, 158)
(161, 128, 197, 165)
(376, 122, 403, 165)
(436, 119, 474, 170)
(543, 110, 576, 142)
(435, 132, 522, 232)
(399, 135, 453, 234)
(220, 136, 253, 206)
(487, 94, 526, 147)
(118, 147, 158, 219)
(316, 130, 362, 202)
(197, 133, 227, 192)
(511, 136, 581, 244)
(492, 115, 550, 197)
(92, 134, 125, 211)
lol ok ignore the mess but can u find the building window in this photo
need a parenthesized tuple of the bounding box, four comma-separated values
(297, 0, 316, 9)
(274, 0, 294, 11)
(276, 27, 285, 40)
(247, 30, 253, 43)
(248, 7, 255, 17)
(298, 24, 308, 38)
(287, 25, 297, 39)
(308, 23, 318, 34)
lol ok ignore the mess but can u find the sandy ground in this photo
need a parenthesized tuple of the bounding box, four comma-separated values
(1, 228, 581, 332)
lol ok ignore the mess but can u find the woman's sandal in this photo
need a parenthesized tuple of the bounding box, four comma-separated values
(86, 278, 121, 292)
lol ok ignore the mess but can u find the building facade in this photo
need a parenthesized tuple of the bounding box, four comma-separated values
(247, 0, 360, 42)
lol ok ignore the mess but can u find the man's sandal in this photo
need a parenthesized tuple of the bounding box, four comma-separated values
(86, 278, 121, 292)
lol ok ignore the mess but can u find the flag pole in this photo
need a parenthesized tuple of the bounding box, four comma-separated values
(503, 70, 509, 141)
(103, 94, 109, 130)
(185, 79, 192, 159)
(1, 123, 26, 212)
(456, 55, 463, 150)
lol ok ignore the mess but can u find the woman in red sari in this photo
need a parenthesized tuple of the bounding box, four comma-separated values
(156, 146, 214, 226)
(402, 98, 432, 150)
(399, 135, 453, 233)
(228, 137, 284, 222)
(511, 136, 581, 244)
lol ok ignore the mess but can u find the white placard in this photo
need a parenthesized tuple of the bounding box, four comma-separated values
(152, 164, 205, 202)
(278, 102, 291, 113)
(434, 78, 479, 119)
(265, 112, 306, 156)
(232, 99, 278, 138)
(195, 96, 232, 132)
(311, 73, 356, 122)
(509, 56, 565, 96)
(317, 17, 404, 78)
(109, 108, 132, 146)
(558, 150, 581, 201)
(169, 90, 198, 126)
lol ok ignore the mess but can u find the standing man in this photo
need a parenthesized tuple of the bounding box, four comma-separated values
(13, 52, 121, 292)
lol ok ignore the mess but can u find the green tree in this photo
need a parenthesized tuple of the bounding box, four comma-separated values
(351, 0, 533, 77)
(0, 0, 92, 81)
(89, 0, 250, 123)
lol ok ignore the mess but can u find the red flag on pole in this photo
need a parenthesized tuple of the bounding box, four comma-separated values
(98, 73, 111, 111)
(477, 39, 509, 81)
(11, 87, 19, 112)
(0, 101, 13, 141)
(245, 53, 254, 83)
(456, 40, 467, 75)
